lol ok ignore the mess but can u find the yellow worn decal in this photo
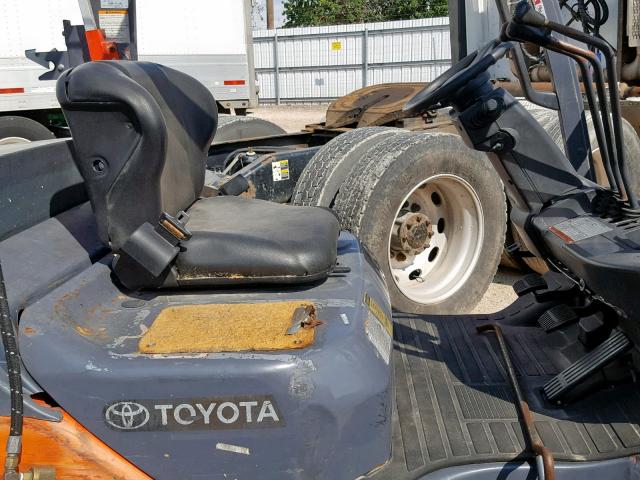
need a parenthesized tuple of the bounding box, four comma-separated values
(364, 293, 392, 335)
(331, 41, 342, 51)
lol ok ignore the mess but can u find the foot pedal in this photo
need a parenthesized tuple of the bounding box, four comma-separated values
(543, 329, 632, 404)
(578, 312, 608, 349)
(538, 304, 578, 332)
(513, 273, 547, 296)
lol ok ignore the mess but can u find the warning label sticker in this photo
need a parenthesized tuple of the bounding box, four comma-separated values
(364, 293, 392, 335)
(533, 0, 546, 14)
(98, 10, 130, 43)
(549, 216, 612, 243)
(272, 160, 290, 181)
(365, 311, 392, 365)
(364, 293, 392, 364)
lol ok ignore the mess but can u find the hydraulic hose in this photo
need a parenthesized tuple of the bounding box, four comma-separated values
(560, 0, 609, 39)
(0, 262, 23, 477)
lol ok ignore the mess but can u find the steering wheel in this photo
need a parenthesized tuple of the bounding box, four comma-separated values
(403, 40, 512, 115)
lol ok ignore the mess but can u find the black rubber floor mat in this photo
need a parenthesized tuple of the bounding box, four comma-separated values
(376, 314, 640, 479)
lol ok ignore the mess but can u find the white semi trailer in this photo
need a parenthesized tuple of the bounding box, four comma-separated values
(0, 0, 258, 143)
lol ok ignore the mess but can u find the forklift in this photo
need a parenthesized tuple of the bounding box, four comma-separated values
(27, 0, 640, 321)
(1, 1, 640, 480)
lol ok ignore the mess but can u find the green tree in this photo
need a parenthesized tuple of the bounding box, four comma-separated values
(283, 0, 371, 27)
(371, 0, 448, 21)
(283, 0, 447, 27)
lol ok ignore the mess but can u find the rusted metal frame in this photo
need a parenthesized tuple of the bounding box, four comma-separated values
(477, 323, 556, 480)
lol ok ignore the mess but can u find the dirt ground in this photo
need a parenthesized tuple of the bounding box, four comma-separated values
(248, 105, 521, 314)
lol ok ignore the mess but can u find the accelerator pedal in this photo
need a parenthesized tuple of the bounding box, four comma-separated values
(513, 273, 547, 296)
(543, 329, 632, 404)
(538, 304, 578, 332)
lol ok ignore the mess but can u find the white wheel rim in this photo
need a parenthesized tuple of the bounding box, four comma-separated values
(0, 136, 30, 145)
(388, 174, 484, 305)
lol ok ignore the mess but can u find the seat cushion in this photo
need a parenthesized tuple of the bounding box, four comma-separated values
(174, 196, 340, 285)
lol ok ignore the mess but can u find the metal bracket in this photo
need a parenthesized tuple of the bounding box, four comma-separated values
(24, 49, 70, 81)
(24, 21, 90, 81)
(286, 305, 321, 335)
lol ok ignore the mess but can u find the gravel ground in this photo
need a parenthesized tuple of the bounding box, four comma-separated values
(248, 105, 522, 314)
(471, 269, 519, 314)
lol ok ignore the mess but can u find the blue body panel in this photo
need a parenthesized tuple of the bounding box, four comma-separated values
(19, 234, 394, 480)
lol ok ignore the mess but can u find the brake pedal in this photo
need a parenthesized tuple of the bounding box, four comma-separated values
(513, 273, 547, 296)
(538, 304, 578, 332)
(543, 329, 632, 404)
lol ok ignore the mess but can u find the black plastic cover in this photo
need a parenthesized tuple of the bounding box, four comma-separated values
(57, 61, 218, 250)
(176, 196, 339, 285)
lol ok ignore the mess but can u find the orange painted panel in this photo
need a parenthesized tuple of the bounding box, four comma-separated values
(0, 413, 151, 480)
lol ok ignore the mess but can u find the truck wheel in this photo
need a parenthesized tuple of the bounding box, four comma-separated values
(213, 115, 286, 144)
(334, 132, 507, 314)
(0, 116, 55, 144)
(292, 127, 401, 207)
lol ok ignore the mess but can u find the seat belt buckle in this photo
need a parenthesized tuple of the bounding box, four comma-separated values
(157, 211, 192, 244)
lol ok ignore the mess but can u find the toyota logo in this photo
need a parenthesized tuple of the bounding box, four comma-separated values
(105, 402, 150, 430)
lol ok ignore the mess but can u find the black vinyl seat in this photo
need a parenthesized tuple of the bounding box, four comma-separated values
(56, 61, 339, 290)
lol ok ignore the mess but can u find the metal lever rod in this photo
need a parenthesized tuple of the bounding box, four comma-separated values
(477, 323, 556, 480)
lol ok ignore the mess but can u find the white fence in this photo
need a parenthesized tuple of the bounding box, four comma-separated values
(253, 17, 451, 103)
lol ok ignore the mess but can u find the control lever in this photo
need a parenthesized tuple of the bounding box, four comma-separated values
(510, 0, 639, 209)
(501, 20, 619, 194)
(492, 0, 558, 110)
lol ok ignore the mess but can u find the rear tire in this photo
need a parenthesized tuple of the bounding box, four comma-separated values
(333, 132, 507, 314)
(292, 127, 401, 207)
(0, 116, 55, 144)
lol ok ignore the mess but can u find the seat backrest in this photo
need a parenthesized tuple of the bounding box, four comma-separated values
(57, 61, 218, 250)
